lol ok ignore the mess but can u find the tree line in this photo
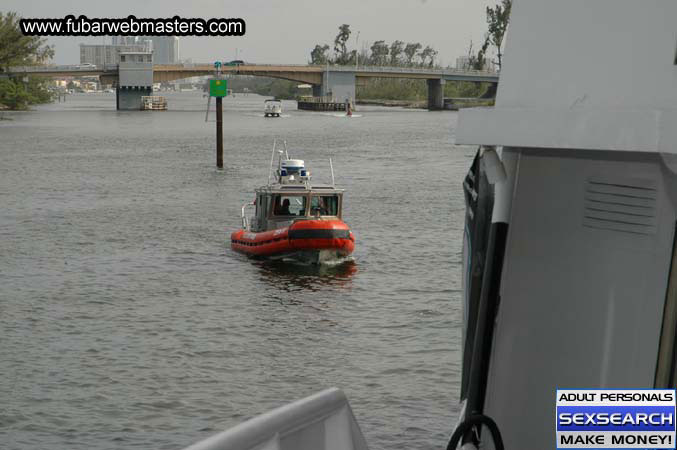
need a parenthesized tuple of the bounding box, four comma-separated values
(310, 24, 440, 68)
(311, 0, 511, 72)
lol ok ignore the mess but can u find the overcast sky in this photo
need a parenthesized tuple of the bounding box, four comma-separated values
(4, 0, 494, 66)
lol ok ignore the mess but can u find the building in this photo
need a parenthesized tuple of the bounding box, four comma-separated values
(81, 37, 179, 66)
(138, 36, 180, 64)
(456, 55, 471, 70)
(80, 43, 150, 66)
(455, 55, 496, 72)
(111, 36, 139, 46)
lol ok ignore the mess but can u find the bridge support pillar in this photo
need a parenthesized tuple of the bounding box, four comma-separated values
(116, 86, 152, 110)
(116, 51, 153, 110)
(427, 79, 445, 110)
(312, 84, 323, 97)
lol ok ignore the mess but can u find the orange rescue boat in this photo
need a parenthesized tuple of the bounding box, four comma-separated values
(230, 143, 354, 264)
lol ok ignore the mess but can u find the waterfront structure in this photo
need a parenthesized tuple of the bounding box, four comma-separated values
(141, 96, 167, 110)
(116, 52, 153, 110)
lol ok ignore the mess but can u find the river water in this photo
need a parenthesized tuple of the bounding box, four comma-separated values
(0, 91, 474, 450)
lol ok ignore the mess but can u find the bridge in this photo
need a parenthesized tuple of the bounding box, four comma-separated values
(5, 63, 499, 110)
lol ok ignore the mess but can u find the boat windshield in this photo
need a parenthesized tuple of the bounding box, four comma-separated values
(310, 195, 339, 216)
(272, 194, 306, 216)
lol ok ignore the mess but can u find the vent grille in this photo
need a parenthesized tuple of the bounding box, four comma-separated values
(583, 177, 657, 235)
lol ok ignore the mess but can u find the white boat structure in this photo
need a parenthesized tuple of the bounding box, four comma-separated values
(183, 1, 677, 449)
(183, 388, 367, 450)
(264, 99, 282, 117)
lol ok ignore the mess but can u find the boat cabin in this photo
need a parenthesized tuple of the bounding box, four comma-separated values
(243, 158, 344, 232)
(250, 186, 344, 232)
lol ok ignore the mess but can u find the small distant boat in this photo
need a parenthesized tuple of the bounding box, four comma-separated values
(230, 141, 354, 264)
(264, 99, 282, 117)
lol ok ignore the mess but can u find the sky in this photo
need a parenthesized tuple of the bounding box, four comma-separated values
(4, 0, 495, 67)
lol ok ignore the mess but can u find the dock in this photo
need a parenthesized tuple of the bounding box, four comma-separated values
(141, 96, 168, 111)
(297, 97, 347, 112)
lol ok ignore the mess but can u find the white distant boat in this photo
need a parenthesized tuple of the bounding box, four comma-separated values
(264, 99, 282, 117)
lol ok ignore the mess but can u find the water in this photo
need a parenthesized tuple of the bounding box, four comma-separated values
(0, 91, 474, 450)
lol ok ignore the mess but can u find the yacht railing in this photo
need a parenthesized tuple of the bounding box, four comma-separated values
(182, 388, 368, 450)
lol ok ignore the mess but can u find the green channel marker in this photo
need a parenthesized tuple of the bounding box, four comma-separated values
(210, 79, 228, 97)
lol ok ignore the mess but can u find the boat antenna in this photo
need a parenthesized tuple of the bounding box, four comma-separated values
(283, 140, 289, 159)
(329, 157, 335, 186)
(268, 139, 277, 184)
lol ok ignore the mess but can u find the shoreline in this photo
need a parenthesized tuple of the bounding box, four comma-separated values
(356, 99, 427, 109)
(355, 98, 494, 110)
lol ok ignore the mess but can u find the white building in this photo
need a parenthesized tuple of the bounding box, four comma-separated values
(139, 36, 180, 64)
(79, 43, 150, 66)
(456, 55, 471, 70)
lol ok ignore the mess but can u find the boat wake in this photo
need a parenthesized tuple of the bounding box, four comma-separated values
(325, 113, 363, 118)
(243, 113, 292, 118)
(278, 255, 355, 267)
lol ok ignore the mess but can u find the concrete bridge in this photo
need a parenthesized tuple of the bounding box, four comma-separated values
(5, 63, 498, 110)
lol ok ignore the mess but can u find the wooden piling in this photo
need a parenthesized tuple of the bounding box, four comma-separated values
(216, 96, 223, 169)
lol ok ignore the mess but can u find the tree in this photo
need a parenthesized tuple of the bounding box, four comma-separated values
(0, 12, 54, 72)
(333, 24, 352, 65)
(310, 44, 330, 65)
(484, 0, 511, 69)
(476, 39, 489, 70)
(419, 45, 438, 67)
(0, 12, 54, 109)
(0, 78, 30, 109)
(404, 43, 422, 67)
(465, 40, 488, 71)
(389, 40, 405, 66)
(369, 40, 389, 66)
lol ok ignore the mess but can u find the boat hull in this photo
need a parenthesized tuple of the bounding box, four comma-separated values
(231, 219, 355, 263)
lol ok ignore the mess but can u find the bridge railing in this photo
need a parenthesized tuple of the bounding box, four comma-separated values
(329, 65, 498, 76)
(6, 63, 498, 79)
(156, 63, 498, 77)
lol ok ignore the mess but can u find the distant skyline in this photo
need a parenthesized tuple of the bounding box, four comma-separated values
(3, 0, 495, 67)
